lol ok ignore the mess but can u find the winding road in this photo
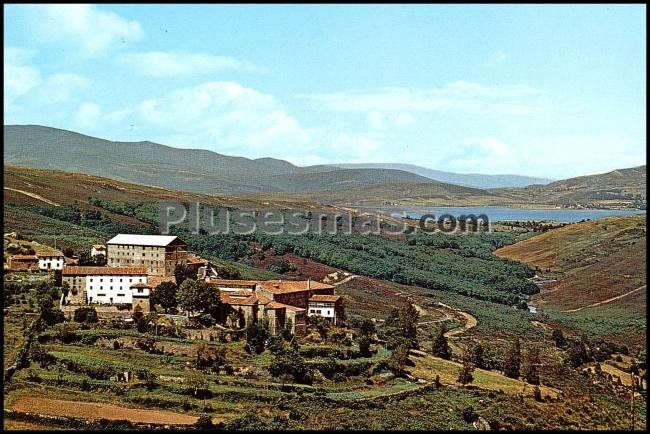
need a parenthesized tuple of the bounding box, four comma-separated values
(561, 284, 646, 313)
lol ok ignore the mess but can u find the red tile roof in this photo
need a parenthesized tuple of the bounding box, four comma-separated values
(208, 279, 259, 287)
(258, 280, 334, 294)
(148, 276, 177, 287)
(63, 266, 147, 276)
(309, 295, 341, 303)
(130, 283, 151, 288)
(9, 255, 38, 260)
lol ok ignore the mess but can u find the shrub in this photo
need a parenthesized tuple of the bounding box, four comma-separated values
(194, 415, 214, 430)
(73, 307, 98, 324)
(461, 405, 478, 423)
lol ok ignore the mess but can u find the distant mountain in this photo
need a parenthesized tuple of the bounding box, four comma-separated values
(5, 125, 644, 209)
(333, 163, 553, 188)
(493, 165, 646, 208)
(3, 125, 436, 195)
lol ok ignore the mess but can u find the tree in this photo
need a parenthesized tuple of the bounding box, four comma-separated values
(73, 307, 98, 323)
(309, 314, 330, 339)
(185, 371, 211, 398)
(522, 348, 541, 385)
(151, 282, 178, 312)
(177, 279, 221, 318)
(552, 329, 567, 347)
(503, 338, 521, 379)
(267, 335, 284, 354)
(358, 335, 373, 357)
(268, 347, 311, 384)
(431, 324, 451, 360)
(457, 360, 475, 385)
(398, 303, 419, 348)
(174, 263, 196, 287)
(245, 316, 270, 354)
(469, 342, 485, 369)
(194, 415, 214, 430)
(388, 344, 411, 377)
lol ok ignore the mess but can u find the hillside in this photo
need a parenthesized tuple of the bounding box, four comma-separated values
(492, 165, 646, 209)
(494, 215, 646, 346)
(271, 181, 498, 206)
(4, 125, 444, 195)
(334, 163, 553, 188)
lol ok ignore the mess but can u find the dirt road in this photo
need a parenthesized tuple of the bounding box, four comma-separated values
(11, 397, 221, 425)
(4, 187, 60, 206)
(561, 284, 646, 313)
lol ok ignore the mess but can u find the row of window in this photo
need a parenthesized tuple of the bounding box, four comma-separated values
(89, 277, 144, 283)
(110, 258, 163, 265)
(113, 245, 160, 250)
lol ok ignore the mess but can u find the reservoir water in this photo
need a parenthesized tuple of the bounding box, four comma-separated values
(373, 206, 645, 223)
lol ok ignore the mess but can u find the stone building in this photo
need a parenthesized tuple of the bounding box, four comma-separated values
(106, 234, 188, 276)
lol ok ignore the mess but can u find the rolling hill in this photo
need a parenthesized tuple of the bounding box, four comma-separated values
(492, 165, 646, 208)
(334, 162, 553, 188)
(494, 215, 646, 347)
(4, 125, 645, 209)
(4, 125, 445, 195)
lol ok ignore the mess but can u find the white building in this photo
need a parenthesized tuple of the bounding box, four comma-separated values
(37, 251, 65, 271)
(62, 266, 148, 305)
(91, 244, 107, 257)
(308, 294, 343, 325)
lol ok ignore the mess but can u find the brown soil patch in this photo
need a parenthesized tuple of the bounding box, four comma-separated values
(10, 397, 220, 425)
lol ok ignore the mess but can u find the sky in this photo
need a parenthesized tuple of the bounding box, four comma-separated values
(4, 4, 646, 179)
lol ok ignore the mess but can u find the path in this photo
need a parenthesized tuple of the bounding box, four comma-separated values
(10, 397, 222, 425)
(561, 284, 646, 313)
(4, 187, 60, 206)
(331, 274, 357, 286)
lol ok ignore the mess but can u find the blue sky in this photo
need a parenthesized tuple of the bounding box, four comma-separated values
(4, 4, 646, 179)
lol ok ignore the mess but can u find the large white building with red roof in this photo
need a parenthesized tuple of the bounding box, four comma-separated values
(62, 266, 149, 305)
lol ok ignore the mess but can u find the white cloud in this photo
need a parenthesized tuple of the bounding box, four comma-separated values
(4, 47, 42, 115)
(300, 80, 545, 115)
(102, 81, 312, 158)
(32, 73, 91, 104)
(26, 4, 143, 56)
(445, 134, 645, 178)
(118, 51, 258, 77)
(74, 102, 102, 130)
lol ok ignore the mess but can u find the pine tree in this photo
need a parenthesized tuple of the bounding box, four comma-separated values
(457, 360, 475, 385)
(503, 338, 521, 379)
(431, 324, 451, 360)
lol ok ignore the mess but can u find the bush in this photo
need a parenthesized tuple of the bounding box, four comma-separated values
(73, 307, 98, 324)
(194, 415, 214, 430)
(461, 405, 477, 423)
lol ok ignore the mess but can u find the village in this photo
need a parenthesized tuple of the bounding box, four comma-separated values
(5, 233, 345, 337)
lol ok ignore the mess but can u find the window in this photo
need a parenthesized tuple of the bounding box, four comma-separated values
(117, 293, 125, 297)
(97, 293, 106, 297)
(110, 286, 113, 290)
(100, 278, 103, 282)
(110, 278, 113, 282)
(119, 278, 122, 282)
(89, 278, 93, 282)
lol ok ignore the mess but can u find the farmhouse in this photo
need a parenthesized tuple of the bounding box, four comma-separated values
(7, 255, 39, 271)
(106, 234, 188, 276)
(209, 278, 340, 336)
(91, 244, 107, 257)
(62, 266, 148, 306)
(36, 250, 65, 271)
(308, 294, 344, 325)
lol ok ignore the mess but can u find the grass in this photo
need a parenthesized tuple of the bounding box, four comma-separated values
(409, 352, 560, 399)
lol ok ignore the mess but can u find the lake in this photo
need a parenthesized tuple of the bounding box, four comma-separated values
(370, 206, 645, 223)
